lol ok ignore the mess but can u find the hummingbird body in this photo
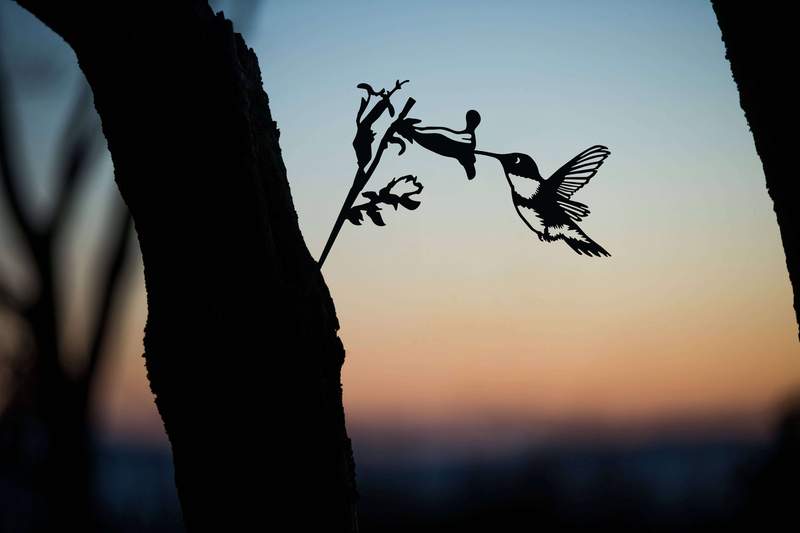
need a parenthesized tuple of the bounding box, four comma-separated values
(477, 146, 611, 257)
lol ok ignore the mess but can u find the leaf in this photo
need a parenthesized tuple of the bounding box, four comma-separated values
(398, 196, 421, 210)
(346, 209, 364, 225)
(387, 136, 406, 156)
(385, 175, 422, 195)
(385, 175, 423, 211)
(357, 83, 377, 95)
(356, 97, 368, 122)
(384, 195, 400, 209)
(352, 175, 424, 231)
(365, 206, 385, 226)
(394, 118, 421, 142)
(352, 128, 373, 168)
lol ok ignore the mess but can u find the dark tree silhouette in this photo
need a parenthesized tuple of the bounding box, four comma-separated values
(740, 393, 800, 531)
(0, 53, 134, 532)
(712, 2, 800, 337)
(12, 1, 358, 531)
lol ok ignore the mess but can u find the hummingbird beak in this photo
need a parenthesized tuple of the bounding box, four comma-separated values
(474, 150, 510, 173)
(474, 149, 502, 160)
(475, 150, 519, 178)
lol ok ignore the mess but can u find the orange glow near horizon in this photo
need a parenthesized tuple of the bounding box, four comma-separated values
(93, 238, 800, 446)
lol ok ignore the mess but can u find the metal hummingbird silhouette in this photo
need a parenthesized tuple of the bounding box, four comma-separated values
(318, 80, 611, 266)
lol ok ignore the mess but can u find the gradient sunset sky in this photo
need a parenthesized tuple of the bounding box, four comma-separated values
(2, 0, 798, 449)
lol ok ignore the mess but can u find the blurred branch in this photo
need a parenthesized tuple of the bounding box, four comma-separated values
(0, 58, 39, 259)
(47, 84, 99, 238)
(82, 198, 133, 383)
(0, 279, 22, 313)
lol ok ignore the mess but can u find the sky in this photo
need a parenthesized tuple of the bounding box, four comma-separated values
(2, 0, 798, 451)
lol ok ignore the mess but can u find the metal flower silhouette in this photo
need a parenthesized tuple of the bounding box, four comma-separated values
(346, 175, 423, 227)
(395, 110, 481, 180)
(318, 80, 611, 266)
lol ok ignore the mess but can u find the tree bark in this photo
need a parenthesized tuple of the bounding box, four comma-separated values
(14, 1, 358, 531)
(711, 2, 800, 337)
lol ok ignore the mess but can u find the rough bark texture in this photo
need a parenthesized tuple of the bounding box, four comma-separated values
(14, 1, 358, 531)
(711, 2, 800, 337)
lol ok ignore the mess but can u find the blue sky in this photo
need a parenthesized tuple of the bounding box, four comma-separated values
(1, 1, 797, 445)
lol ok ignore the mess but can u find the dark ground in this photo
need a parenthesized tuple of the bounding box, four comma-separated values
(4, 402, 798, 532)
(77, 425, 793, 533)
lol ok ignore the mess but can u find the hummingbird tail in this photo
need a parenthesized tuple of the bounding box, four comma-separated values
(551, 222, 610, 257)
(563, 233, 610, 257)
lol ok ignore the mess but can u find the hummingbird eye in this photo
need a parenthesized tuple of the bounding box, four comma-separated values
(514, 156, 521, 165)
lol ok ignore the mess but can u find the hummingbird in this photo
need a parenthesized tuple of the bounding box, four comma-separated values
(475, 145, 611, 257)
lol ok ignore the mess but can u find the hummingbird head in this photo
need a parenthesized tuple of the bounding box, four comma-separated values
(496, 152, 541, 180)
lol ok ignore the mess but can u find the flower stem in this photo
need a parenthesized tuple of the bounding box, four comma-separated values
(318, 97, 416, 267)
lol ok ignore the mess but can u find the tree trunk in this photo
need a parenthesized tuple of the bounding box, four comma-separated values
(14, 1, 358, 531)
(711, 2, 800, 337)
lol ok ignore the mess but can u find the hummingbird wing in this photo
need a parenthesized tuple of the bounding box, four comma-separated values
(545, 145, 610, 200)
(556, 198, 590, 222)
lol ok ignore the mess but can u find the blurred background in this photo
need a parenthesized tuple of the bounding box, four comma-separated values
(1, 1, 798, 531)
